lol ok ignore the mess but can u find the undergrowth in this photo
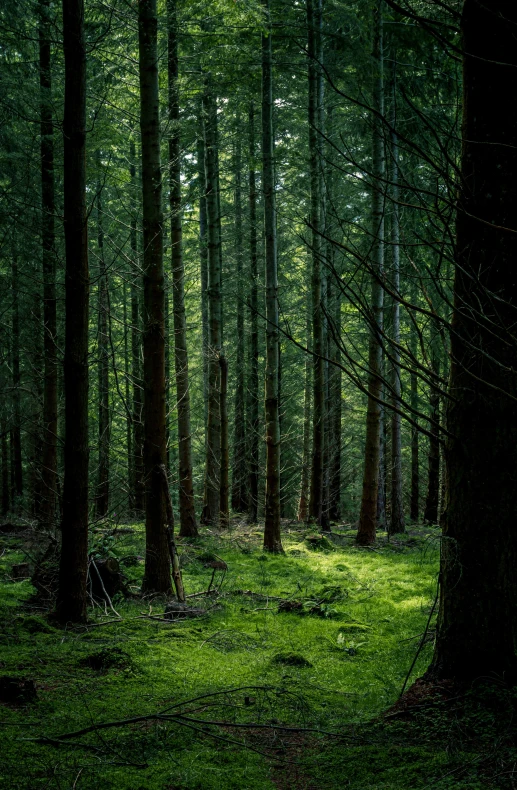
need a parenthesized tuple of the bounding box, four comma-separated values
(0, 522, 511, 789)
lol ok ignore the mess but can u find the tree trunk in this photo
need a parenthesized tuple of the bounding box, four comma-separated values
(11, 255, 23, 508)
(247, 104, 259, 525)
(122, 278, 132, 508)
(423, 338, 440, 524)
(1, 417, 9, 516)
(139, 0, 170, 594)
(197, 118, 209, 439)
(129, 140, 145, 516)
(95, 162, 110, 519)
(38, 0, 58, 529)
(167, 0, 198, 538)
(56, 0, 89, 623)
(409, 280, 419, 522)
(231, 131, 248, 514)
(307, 0, 324, 526)
(200, 76, 222, 527)
(356, 0, 384, 546)
(429, 0, 517, 683)
(298, 296, 312, 523)
(388, 91, 405, 535)
(262, 0, 282, 552)
(219, 353, 229, 528)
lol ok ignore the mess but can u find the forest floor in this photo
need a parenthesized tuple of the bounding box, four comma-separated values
(0, 520, 515, 789)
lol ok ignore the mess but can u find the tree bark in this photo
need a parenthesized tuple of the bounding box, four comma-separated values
(231, 131, 248, 514)
(197, 118, 209, 440)
(388, 87, 405, 535)
(129, 141, 145, 516)
(139, 0, 170, 594)
(10, 255, 23, 507)
(307, 0, 324, 526)
(1, 417, 9, 516)
(409, 279, 419, 522)
(38, 0, 58, 529)
(247, 104, 260, 524)
(56, 0, 89, 623)
(262, 0, 282, 552)
(219, 352, 229, 528)
(423, 337, 440, 524)
(429, 0, 517, 684)
(167, 0, 198, 538)
(356, 0, 384, 546)
(200, 76, 222, 527)
(298, 292, 312, 523)
(95, 160, 110, 519)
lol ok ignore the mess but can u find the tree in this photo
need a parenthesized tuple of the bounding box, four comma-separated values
(200, 75, 223, 528)
(262, 0, 282, 553)
(38, 0, 57, 529)
(139, 0, 170, 594)
(429, 0, 517, 684)
(356, 0, 385, 546)
(56, 0, 89, 623)
(167, 0, 198, 538)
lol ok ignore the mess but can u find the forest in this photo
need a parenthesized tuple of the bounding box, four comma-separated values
(1, 0, 517, 788)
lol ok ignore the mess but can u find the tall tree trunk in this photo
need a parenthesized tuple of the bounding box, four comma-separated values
(56, 0, 89, 623)
(197, 120, 209, 439)
(429, 0, 517, 683)
(247, 104, 259, 524)
(231, 132, 248, 514)
(95, 165, 110, 519)
(356, 0, 384, 546)
(167, 0, 198, 538)
(219, 352, 229, 527)
(298, 297, 312, 522)
(129, 141, 145, 516)
(1, 417, 8, 516)
(307, 0, 324, 526)
(139, 0, 170, 594)
(424, 341, 440, 524)
(328, 272, 342, 523)
(262, 0, 282, 552)
(11, 255, 23, 507)
(123, 278, 132, 507)
(409, 280, 419, 521)
(200, 76, 222, 527)
(388, 93, 405, 535)
(39, 0, 58, 528)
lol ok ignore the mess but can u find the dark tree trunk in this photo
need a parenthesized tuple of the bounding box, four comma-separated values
(11, 255, 23, 507)
(56, 0, 89, 623)
(424, 341, 440, 524)
(95, 164, 110, 519)
(262, 0, 282, 552)
(429, 0, 517, 684)
(129, 141, 145, 516)
(167, 0, 198, 538)
(38, 0, 58, 528)
(247, 104, 259, 524)
(1, 417, 9, 516)
(409, 281, 419, 522)
(197, 119, 209, 439)
(219, 353, 229, 528)
(231, 131, 248, 514)
(307, 0, 324, 526)
(388, 97, 405, 535)
(298, 296, 312, 523)
(357, 0, 384, 546)
(139, 0, 170, 594)
(200, 76, 222, 527)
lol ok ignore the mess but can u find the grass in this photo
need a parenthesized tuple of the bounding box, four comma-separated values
(1, 521, 511, 789)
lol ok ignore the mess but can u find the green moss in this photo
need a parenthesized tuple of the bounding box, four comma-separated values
(1, 524, 503, 789)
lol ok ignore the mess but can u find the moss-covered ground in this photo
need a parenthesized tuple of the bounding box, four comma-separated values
(0, 522, 515, 789)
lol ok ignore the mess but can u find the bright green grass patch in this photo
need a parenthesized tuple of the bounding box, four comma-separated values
(0, 524, 447, 789)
